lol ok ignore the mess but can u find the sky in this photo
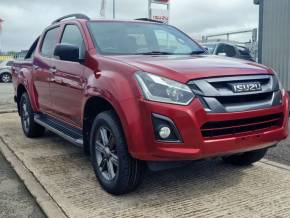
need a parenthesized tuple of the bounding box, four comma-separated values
(0, 0, 259, 51)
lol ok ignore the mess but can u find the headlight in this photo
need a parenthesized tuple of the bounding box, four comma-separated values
(135, 71, 194, 105)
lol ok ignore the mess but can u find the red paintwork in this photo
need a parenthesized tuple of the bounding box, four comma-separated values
(12, 19, 288, 161)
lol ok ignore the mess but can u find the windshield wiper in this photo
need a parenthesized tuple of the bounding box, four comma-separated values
(189, 50, 207, 55)
(137, 51, 174, 55)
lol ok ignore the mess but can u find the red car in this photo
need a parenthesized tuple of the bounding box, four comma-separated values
(12, 14, 288, 195)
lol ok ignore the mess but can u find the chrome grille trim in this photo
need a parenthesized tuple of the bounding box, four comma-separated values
(188, 75, 281, 113)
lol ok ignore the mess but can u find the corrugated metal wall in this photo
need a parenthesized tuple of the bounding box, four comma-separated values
(261, 0, 290, 90)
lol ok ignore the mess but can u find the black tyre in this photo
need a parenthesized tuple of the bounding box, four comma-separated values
(19, 93, 45, 138)
(0, 72, 12, 83)
(90, 110, 144, 195)
(222, 148, 268, 166)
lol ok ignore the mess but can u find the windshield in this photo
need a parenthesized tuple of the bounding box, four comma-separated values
(87, 21, 204, 55)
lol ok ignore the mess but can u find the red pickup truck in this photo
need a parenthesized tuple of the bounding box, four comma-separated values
(12, 14, 288, 195)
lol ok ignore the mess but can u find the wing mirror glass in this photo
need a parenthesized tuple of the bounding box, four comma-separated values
(54, 43, 80, 62)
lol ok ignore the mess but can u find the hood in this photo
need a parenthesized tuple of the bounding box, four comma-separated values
(109, 55, 271, 83)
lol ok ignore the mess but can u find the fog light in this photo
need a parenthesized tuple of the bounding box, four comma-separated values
(159, 126, 171, 139)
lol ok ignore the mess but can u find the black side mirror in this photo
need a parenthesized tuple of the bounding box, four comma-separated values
(54, 43, 80, 62)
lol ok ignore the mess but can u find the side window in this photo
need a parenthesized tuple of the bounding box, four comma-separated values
(25, 37, 39, 59)
(6, 61, 14, 66)
(216, 44, 225, 54)
(61, 25, 85, 59)
(41, 27, 60, 58)
(223, 44, 237, 57)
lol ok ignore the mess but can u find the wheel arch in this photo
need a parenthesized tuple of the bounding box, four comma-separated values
(16, 84, 27, 114)
(82, 96, 124, 154)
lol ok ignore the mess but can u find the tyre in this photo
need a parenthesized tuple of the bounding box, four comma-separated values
(90, 110, 144, 195)
(222, 148, 268, 166)
(0, 72, 12, 83)
(19, 92, 45, 138)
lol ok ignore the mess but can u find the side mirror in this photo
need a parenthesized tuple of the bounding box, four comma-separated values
(54, 43, 80, 62)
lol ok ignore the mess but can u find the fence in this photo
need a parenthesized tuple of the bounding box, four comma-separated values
(0, 51, 27, 62)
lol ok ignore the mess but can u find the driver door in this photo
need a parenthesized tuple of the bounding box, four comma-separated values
(49, 24, 86, 127)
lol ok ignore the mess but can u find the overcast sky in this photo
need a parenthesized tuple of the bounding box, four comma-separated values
(0, 0, 258, 51)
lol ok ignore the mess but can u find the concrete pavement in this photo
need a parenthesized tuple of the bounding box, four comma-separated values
(1, 112, 290, 217)
(0, 83, 16, 112)
(0, 149, 45, 218)
(0, 83, 45, 218)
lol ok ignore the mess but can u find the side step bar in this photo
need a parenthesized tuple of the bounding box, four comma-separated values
(34, 114, 83, 147)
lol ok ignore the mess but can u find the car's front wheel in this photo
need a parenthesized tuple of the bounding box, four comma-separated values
(90, 111, 144, 195)
(0, 72, 12, 83)
(222, 148, 268, 166)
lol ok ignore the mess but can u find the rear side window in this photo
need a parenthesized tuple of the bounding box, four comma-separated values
(216, 44, 237, 57)
(6, 61, 14, 66)
(41, 27, 60, 58)
(61, 25, 85, 58)
(25, 37, 39, 59)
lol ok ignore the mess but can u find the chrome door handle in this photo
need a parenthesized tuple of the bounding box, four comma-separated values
(49, 67, 57, 74)
(33, 65, 39, 70)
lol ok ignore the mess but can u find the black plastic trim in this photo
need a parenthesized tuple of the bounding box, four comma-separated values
(152, 113, 183, 143)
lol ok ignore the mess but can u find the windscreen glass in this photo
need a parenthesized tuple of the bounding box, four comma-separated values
(88, 21, 204, 55)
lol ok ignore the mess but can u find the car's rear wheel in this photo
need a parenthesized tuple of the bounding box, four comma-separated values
(20, 92, 45, 138)
(222, 148, 268, 166)
(90, 111, 144, 195)
(1, 72, 12, 83)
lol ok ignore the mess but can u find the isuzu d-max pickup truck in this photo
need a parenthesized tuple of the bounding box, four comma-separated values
(12, 14, 288, 195)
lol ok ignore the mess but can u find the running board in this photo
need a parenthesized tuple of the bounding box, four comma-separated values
(34, 114, 83, 147)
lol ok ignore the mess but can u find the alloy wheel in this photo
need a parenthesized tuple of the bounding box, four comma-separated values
(21, 99, 30, 133)
(95, 126, 119, 181)
(1, 73, 11, 83)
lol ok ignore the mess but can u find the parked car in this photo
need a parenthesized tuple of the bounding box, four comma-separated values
(0, 60, 13, 83)
(202, 42, 256, 61)
(13, 14, 288, 195)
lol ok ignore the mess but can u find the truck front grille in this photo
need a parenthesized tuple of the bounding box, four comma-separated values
(188, 75, 281, 113)
(201, 113, 283, 138)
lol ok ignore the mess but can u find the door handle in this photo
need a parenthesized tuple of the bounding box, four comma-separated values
(49, 67, 57, 74)
(33, 65, 39, 70)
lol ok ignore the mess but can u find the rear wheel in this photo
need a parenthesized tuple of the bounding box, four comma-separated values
(20, 93, 45, 138)
(1, 72, 12, 83)
(90, 111, 144, 195)
(222, 148, 268, 166)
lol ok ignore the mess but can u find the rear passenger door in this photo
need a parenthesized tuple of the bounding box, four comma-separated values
(49, 24, 86, 127)
(33, 26, 60, 113)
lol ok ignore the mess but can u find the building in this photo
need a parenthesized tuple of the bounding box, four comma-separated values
(254, 0, 290, 90)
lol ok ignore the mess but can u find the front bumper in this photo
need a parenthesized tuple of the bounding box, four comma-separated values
(128, 91, 288, 161)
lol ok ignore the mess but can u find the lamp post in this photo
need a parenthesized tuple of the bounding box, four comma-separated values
(113, 0, 115, 19)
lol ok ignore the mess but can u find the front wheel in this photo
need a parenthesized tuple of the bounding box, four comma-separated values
(90, 111, 144, 195)
(222, 148, 268, 166)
